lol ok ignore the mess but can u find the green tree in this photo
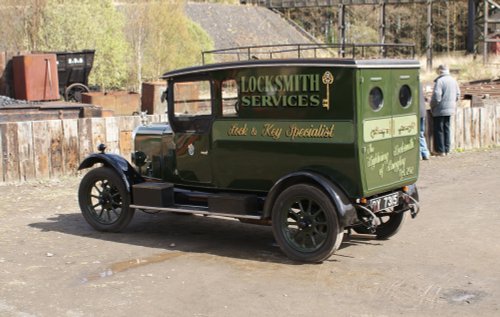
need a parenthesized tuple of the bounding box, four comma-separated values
(0, 0, 48, 51)
(123, 0, 214, 86)
(39, 0, 130, 90)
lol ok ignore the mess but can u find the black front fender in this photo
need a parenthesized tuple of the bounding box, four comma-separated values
(78, 153, 144, 191)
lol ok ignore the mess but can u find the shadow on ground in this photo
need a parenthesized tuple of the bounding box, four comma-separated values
(29, 210, 382, 264)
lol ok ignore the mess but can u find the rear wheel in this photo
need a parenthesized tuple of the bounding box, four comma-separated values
(271, 184, 344, 263)
(78, 167, 134, 232)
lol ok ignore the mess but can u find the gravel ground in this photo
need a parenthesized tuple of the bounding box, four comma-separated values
(0, 148, 499, 316)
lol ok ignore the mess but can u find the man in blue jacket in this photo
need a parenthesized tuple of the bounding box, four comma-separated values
(430, 64, 461, 156)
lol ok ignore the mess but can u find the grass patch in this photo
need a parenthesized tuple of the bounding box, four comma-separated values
(418, 53, 500, 84)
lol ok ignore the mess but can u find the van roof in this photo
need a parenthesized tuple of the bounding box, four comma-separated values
(161, 58, 421, 80)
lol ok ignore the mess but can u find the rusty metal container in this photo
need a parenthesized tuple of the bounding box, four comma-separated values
(12, 54, 60, 101)
(0, 52, 7, 96)
(141, 81, 167, 114)
(81, 91, 140, 116)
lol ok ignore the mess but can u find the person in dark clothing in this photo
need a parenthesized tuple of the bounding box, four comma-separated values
(430, 65, 460, 156)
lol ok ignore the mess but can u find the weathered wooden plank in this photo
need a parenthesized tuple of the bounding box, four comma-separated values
(449, 112, 456, 151)
(471, 107, 481, 149)
(496, 106, 500, 145)
(118, 115, 138, 131)
(105, 117, 119, 154)
(487, 105, 496, 145)
(0, 124, 3, 182)
(119, 131, 134, 161)
(424, 110, 434, 153)
(48, 120, 64, 178)
(462, 107, 472, 150)
(17, 121, 35, 181)
(1, 123, 20, 182)
(32, 121, 51, 179)
(62, 119, 80, 175)
(454, 108, 464, 150)
(91, 118, 106, 152)
(118, 116, 140, 160)
(78, 118, 93, 162)
(479, 107, 493, 148)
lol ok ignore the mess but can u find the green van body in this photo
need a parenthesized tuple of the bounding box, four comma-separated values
(136, 59, 420, 199)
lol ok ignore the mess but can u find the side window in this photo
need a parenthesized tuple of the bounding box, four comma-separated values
(222, 79, 238, 117)
(173, 81, 212, 117)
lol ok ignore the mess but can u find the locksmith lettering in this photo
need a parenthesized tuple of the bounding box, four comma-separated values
(240, 74, 321, 108)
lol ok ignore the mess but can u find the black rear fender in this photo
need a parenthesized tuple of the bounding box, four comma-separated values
(264, 171, 358, 228)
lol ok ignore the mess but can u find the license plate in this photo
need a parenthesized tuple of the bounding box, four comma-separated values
(369, 192, 400, 212)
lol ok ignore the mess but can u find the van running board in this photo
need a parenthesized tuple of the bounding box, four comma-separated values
(130, 204, 263, 220)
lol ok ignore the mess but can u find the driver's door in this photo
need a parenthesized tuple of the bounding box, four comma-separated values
(171, 79, 213, 185)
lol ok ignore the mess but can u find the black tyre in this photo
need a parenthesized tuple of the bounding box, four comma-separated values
(271, 184, 344, 263)
(78, 167, 134, 232)
(353, 210, 406, 239)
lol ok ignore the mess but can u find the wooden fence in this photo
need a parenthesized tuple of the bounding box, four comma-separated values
(428, 103, 500, 152)
(0, 114, 166, 183)
(0, 103, 499, 183)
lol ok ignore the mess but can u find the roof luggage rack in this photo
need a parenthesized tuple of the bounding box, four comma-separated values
(202, 43, 416, 64)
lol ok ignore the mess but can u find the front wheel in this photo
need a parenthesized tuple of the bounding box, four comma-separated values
(78, 167, 134, 232)
(271, 184, 344, 263)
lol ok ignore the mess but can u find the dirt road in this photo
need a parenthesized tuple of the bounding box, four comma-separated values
(1, 148, 499, 317)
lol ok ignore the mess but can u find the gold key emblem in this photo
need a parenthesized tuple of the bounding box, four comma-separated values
(322, 71, 334, 110)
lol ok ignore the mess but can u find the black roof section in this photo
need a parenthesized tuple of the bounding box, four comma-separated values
(161, 58, 420, 79)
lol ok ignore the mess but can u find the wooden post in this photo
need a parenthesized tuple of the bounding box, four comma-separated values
(62, 119, 79, 175)
(33, 121, 51, 179)
(105, 117, 120, 154)
(454, 108, 464, 150)
(1, 123, 20, 182)
(91, 118, 106, 153)
(471, 107, 481, 148)
(78, 118, 93, 163)
(0, 123, 3, 182)
(17, 121, 35, 181)
(496, 106, 500, 145)
(463, 107, 472, 150)
(450, 113, 456, 151)
(48, 120, 64, 178)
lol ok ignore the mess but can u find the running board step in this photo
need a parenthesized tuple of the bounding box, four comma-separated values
(132, 182, 174, 207)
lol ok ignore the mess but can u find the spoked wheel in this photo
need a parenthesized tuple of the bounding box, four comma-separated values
(272, 184, 344, 263)
(78, 167, 134, 232)
(353, 209, 406, 239)
(65, 83, 89, 102)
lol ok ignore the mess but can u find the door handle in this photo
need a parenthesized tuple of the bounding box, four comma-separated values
(200, 151, 208, 155)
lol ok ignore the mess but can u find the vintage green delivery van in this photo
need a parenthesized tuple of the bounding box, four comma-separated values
(78, 45, 420, 263)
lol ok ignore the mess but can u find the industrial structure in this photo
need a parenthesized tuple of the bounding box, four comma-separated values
(243, 0, 500, 68)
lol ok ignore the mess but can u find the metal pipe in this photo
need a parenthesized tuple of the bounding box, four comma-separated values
(484, 0, 489, 64)
(426, 0, 433, 72)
